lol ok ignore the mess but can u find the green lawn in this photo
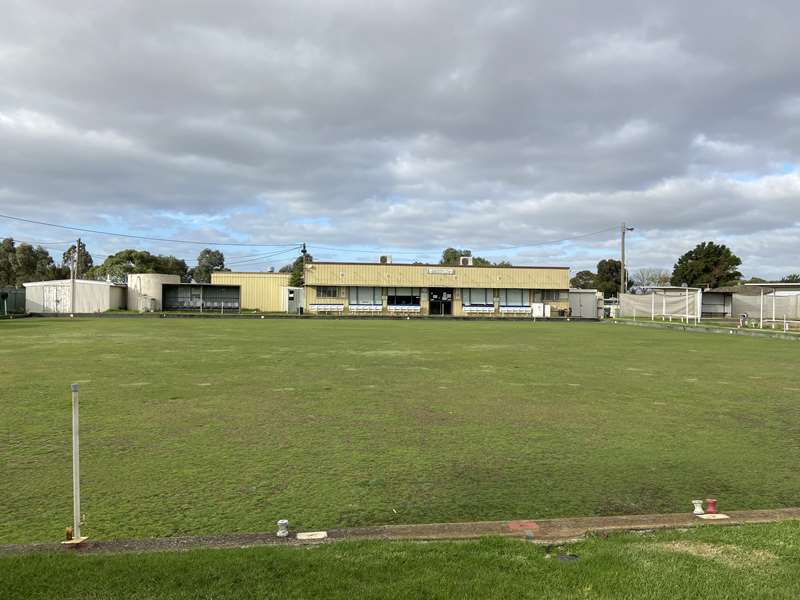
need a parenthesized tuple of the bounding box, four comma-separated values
(2, 522, 799, 599)
(2, 318, 799, 544)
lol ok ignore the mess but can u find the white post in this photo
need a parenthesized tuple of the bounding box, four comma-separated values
(772, 289, 776, 329)
(651, 293, 655, 320)
(71, 383, 82, 540)
(685, 288, 689, 323)
(696, 289, 702, 323)
(760, 288, 764, 328)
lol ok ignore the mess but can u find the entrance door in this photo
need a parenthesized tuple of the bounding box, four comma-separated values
(428, 288, 453, 315)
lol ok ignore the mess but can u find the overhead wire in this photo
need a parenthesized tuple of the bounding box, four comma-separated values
(0, 213, 300, 247)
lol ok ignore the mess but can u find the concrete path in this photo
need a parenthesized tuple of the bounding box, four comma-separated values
(2, 508, 798, 556)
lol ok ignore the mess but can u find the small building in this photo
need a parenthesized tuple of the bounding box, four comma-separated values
(569, 289, 603, 319)
(701, 285, 760, 318)
(23, 279, 126, 314)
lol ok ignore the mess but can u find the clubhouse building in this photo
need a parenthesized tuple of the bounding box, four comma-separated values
(213, 258, 571, 317)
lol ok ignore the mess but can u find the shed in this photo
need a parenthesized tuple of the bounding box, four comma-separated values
(569, 289, 602, 319)
(24, 280, 126, 314)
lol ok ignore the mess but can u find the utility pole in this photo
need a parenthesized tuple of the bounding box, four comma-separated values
(70, 237, 79, 316)
(620, 223, 634, 296)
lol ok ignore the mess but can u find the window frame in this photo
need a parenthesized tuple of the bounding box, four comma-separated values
(348, 286, 381, 305)
(499, 288, 529, 307)
(387, 287, 420, 306)
(316, 286, 340, 299)
(462, 288, 493, 307)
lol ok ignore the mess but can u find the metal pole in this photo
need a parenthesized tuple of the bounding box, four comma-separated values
(760, 288, 764, 328)
(70, 238, 78, 317)
(620, 223, 626, 297)
(71, 383, 82, 540)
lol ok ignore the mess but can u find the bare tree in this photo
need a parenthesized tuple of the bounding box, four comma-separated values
(633, 267, 671, 288)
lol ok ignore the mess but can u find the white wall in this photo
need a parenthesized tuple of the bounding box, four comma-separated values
(127, 273, 181, 311)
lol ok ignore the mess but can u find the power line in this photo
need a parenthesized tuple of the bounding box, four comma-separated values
(0, 213, 300, 247)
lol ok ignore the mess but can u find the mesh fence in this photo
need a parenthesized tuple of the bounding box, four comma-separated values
(732, 294, 800, 321)
(619, 292, 700, 320)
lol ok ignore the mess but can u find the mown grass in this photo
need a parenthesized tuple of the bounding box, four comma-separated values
(2, 522, 799, 599)
(2, 318, 799, 544)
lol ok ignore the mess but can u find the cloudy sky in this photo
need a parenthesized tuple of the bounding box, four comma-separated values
(1, 0, 799, 277)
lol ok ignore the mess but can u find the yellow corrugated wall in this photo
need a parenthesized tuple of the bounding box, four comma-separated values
(305, 262, 569, 289)
(211, 272, 290, 312)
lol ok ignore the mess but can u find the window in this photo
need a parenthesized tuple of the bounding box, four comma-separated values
(316, 286, 339, 299)
(543, 289, 565, 301)
(348, 287, 381, 305)
(499, 289, 529, 306)
(462, 288, 492, 306)
(387, 287, 420, 306)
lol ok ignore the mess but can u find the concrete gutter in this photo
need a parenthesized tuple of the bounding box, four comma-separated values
(2, 507, 798, 556)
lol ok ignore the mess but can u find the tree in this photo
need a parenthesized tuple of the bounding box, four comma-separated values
(86, 250, 189, 284)
(439, 248, 511, 267)
(570, 270, 596, 289)
(632, 267, 671, 288)
(670, 242, 742, 288)
(595, 259, 630, 298)
(280, 253, 313, 287)
(781, 274, 800, 283)
(62, 241, 94, 277)
(190, 248, 228, 283)
(742, 276, 767, 284)
(0, 238, 15, 287)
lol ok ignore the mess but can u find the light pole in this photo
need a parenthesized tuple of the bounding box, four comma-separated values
(620, 223, 634, 296)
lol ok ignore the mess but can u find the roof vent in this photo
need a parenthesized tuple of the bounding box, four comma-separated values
(460, 256, 474, 266)
(380, 255, 392, 264)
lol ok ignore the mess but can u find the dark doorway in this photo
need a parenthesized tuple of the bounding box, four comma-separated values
(428, 288, 453, 315)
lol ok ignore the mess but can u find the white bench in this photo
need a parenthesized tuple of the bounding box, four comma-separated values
(499, 306, 532, 314)
(388, 305, 421, 313)
(348, 304, 383, 313)
(463, 305, 495, 313)
(309, 304, 344, 313)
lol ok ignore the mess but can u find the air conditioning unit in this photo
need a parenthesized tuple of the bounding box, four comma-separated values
(380, 255, 392, 264)
(460, 256, 474, 266)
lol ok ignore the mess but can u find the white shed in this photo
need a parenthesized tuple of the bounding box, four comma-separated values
(24, 280, 126, 314)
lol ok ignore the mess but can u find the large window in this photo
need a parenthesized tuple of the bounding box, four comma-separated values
(316, 286, 340, 299)
(543, 289, 566, 301)
(499, 289, 530, 306)
(462, 288, 493, 306)
(387, 287, 420, 306)
(349, 287, 381, 305)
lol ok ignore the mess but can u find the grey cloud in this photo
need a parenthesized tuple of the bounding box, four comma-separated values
(1, 0, 799, 276)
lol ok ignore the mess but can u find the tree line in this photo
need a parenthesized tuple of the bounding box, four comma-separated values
(571, 241, 800, 297)
(0, 238, 230, 288)
(3, 237, 797, 295)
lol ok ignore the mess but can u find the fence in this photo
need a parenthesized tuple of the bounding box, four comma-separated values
(0, 287, 25, 314)
(619, 290, 701, 323)
(732, 293, 800, 324)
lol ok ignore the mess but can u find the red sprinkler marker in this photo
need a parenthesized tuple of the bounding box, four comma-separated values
(705, 499, 718, 514)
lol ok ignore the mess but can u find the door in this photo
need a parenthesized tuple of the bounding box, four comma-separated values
(429, 288, 453, 315)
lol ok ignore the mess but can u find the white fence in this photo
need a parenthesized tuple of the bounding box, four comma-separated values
(619, 290, 701, 323)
